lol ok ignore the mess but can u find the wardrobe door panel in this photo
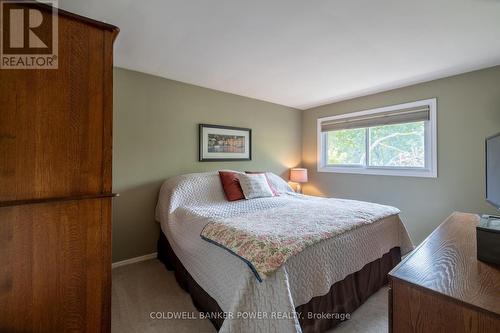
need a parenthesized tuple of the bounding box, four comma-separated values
(0, 16, 107, 202)
(0, 198, 112, 333)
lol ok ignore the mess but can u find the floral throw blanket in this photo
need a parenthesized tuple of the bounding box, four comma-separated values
(200, 197, 400, 282)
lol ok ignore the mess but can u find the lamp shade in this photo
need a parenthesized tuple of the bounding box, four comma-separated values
(290, 168, 308, 183)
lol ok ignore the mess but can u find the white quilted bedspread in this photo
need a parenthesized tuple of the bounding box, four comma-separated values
(155, 172, 414, 333)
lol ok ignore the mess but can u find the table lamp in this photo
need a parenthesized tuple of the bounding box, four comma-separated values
(290, 168, 308, 194)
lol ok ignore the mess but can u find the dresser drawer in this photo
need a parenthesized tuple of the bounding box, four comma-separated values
(390, 278, 500, 333)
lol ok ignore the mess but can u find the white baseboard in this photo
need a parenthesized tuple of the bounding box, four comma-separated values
(112, 252, 157, 269)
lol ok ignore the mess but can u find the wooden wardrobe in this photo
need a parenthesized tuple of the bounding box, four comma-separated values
(0, 3, 118, 332)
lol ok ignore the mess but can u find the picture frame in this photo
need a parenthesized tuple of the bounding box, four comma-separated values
(199, 124, 252, 161)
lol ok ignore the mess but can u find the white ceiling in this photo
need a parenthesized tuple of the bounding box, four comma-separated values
(59, 0, 500, 109)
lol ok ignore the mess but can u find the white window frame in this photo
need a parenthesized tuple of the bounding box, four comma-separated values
(317, 98, 437, 178)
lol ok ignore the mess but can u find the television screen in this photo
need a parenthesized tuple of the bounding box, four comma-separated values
(486, 133, 500, 209)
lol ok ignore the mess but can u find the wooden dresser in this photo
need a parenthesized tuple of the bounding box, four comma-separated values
(0, 3, 118, 332)
(389, 212, 500, 333)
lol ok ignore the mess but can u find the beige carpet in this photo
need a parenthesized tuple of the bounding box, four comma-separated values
(112, 259, 388, 333)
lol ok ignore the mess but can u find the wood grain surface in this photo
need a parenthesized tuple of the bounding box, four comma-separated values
(389, 212, 500, 332)
(0, 4, 117, 332)
(390, 212, 500, 316)
(0, 199, 112, 333)
(391, 279, 500, 333)
(0, 4, 117, 202)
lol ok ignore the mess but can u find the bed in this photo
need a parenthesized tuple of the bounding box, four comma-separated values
(155, 171, 413, 333)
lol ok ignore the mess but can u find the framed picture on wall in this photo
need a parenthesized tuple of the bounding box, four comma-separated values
(199, 124, 252, 161)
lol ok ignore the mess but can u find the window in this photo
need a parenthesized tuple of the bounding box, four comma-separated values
(317, 99, 437, 177)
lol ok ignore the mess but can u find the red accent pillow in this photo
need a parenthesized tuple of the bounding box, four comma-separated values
(244, 171, 279, 196)
(219, 171, 245, 201)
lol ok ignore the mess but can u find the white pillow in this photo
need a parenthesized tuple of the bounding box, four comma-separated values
(238, 173, 274, 199)
(266, 172, 294, 194)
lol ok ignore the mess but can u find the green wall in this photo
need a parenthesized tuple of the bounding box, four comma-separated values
(302, 66, 500, 245)
(113, 65, 500, 262)
(112, 68, 302, 262)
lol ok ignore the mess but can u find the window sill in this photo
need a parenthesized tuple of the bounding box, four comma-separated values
(318, 165, 437, 178)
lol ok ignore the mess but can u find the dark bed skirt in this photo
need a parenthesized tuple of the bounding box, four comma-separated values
(157, 232, 401, 333)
